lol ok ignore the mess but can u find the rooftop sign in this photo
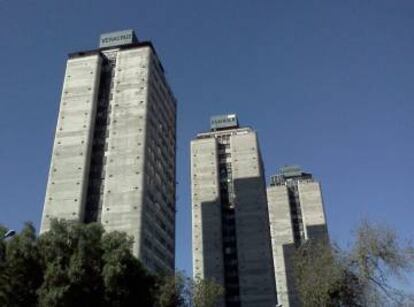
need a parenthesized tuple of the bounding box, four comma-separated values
(279, 165, 303, 177)
(210, 114, 239, 130)
(99, 30, 138, 48)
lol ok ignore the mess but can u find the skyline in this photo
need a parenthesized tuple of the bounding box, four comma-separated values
(1, 0, 413, 284)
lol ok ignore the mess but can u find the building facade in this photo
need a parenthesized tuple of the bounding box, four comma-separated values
(191, 115, 276, 307)
(40, 30, 176, 273)
(267, 165, 328, 307)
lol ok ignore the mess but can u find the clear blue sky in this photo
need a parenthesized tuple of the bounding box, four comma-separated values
(1, 0, 413, 282)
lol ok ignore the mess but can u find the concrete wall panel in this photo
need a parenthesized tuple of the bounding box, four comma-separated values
(191, 138, 225, 287)
(298, 182, 327, 240)
(267, 185, 298, 307)
(101, 47, 150, 258)
(40, 54, 102, 233)
(231, 132, 277, 307)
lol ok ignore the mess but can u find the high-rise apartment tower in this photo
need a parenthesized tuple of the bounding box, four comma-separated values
(267, 165, 328, 307)
(40, 30, 176, 273)
(191, 115, 276, 307)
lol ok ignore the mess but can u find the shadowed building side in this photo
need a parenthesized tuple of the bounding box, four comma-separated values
(231, 133, 276, 307)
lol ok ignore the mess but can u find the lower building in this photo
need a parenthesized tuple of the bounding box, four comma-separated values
(267, 165, 328, 307)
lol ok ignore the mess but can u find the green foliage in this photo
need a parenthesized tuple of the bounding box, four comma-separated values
(151, 273, 224, 307)
(153, 271, 186, 307)
(293, 220, 414, 307)
(0, 220, 221, 307)
(0, 225, 9, 305)
(0, 223, 43, 307)
(191, 277, 224, 307)
(294, 241, 364, 307)
(0, 220, 156, 307)
(350, 221, 414, 305)
(37, 220, 105, 306)
(101, 231, 155, 307)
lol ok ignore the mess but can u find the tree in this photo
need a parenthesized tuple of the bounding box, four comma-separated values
(293, 220, 414, 307)
(0, 220, 224, 307)
(37, 220, 105, 307)
(0, 223, 43, 307)
(151, 272, 224, 307)
(0, 225, 9, 305)
(0, 220, 157, 307)
(294, 240, 364, 307)
(191, 277, 224, 307)
(153, 271, 186, 307)
(349, 220, 414, 306)
(101, 231, 155, 307)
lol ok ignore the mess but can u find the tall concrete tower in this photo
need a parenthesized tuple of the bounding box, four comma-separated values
(40, 30, 176, 273)
(191, 114, 276, 307)
(267, 165, 328, 307)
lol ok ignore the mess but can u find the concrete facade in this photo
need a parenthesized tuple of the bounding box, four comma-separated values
(267, 166, 328, 307)
(191, 116, 276, 307)
(41, 55, 102, 231)
(191, 138, 225, 286)
(41, 31, 176, 274)
(267, 185, 298, 307)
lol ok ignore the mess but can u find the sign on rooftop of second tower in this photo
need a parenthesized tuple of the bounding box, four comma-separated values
(210, 114, 239, 130)
(99, 29, 138, 48)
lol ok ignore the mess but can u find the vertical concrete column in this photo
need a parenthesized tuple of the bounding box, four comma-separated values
(298, 182, 328, 240)
(191, 138, 225, 288)
(100, 47, 150, 258)
(41, 54, 102, 233)
(143, 53, 177, 273)
(267, 185, 298, 307)
(231, 132, 277, 307)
